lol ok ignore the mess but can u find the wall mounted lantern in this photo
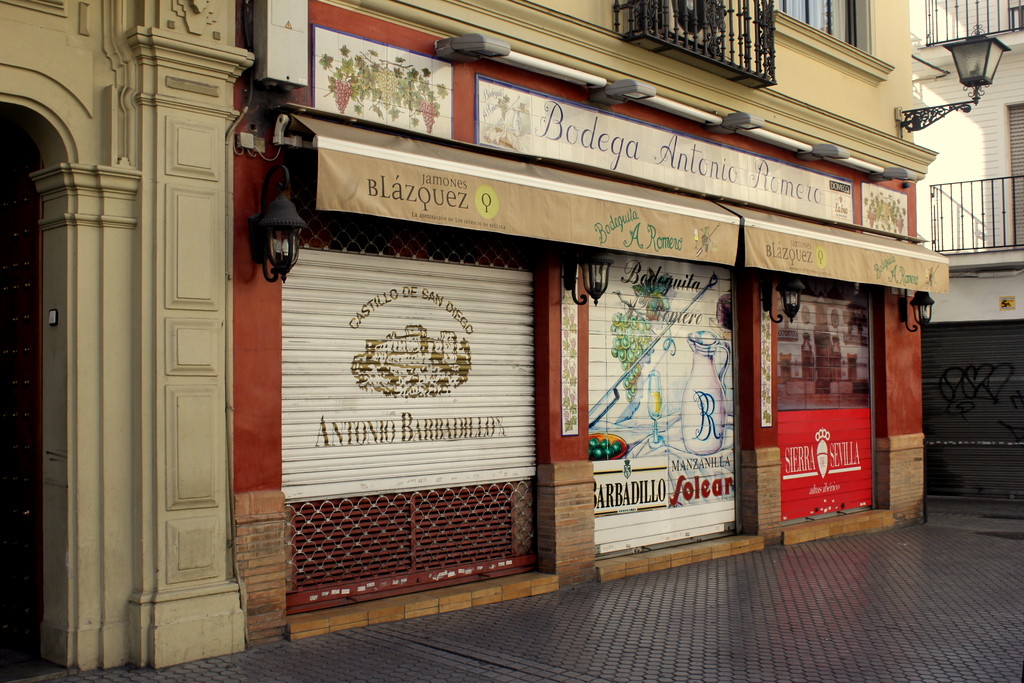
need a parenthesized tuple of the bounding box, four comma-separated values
(762, 274, 805, 323)
(899, 290, 935, 332)
(901, 34, 1010, 132)
(249, 165, 305, 283)
(564, 251, 614, 305)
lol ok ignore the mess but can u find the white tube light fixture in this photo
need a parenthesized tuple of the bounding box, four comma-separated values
(644, 95, 722, 126)
(434, 33, 605, 87)
(493, 52, 607, 87)
(832, 157, 885, 175)
(868, 167, 918, 182)
(590, 78, 657, 105)
(737, 128, 814, 154)
(796, 143, 850, 162)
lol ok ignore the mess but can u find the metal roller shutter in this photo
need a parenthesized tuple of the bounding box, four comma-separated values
(588, 254, 737, 554)
(282, 250, 535, 502)
(923, 321, 1024, 497)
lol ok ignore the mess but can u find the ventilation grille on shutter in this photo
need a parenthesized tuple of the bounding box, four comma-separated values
(286, 480, 535, 612)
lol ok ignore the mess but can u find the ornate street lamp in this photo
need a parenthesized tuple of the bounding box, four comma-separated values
(901, 34, 1010, 132)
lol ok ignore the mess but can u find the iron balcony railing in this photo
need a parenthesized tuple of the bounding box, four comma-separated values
(925, 0, 1023, 45)
(613, 0, 776, 86)
(930, 175, 1024, 253)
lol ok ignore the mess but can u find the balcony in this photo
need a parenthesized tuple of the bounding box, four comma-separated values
(925, 0, 1023, 45)
(613, 0, 776, 86)
(930, 175, 1024, 253)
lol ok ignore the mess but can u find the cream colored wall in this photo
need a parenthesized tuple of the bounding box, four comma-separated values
(772, 3, 915, 134)
(0, 0, 249, 670)
(342, 0, 933, 173)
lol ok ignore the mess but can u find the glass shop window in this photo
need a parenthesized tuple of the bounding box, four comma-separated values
(777, 277, 869, 411)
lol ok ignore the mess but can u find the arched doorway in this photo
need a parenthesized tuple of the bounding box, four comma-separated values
(0, 121, 42, 655)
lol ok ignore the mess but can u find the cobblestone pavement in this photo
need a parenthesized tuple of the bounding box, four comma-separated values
(26, 498, 1024, 682)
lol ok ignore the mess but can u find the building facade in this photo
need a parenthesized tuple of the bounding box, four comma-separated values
(232, 0, 941, 649)
(0, 0, 942, 673)
(910, 0, 1024, 497)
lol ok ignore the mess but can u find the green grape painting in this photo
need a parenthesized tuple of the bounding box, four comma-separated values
(609, 271, 671, 402)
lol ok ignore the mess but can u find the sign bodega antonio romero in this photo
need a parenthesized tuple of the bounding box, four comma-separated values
(476, 79, 853, 224)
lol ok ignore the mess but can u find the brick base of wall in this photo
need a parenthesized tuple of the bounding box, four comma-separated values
(739, 446, 782, 544)
(536, 460, 595, 586)
(234, 490, 289, 646)
(875, 433, 925, 524)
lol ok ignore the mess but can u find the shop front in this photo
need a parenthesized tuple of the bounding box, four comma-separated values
(261, 111, 744, 608)
(231, 2, 947, 638)
(738, 209, 948, 525)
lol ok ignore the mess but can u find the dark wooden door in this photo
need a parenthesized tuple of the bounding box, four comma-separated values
(0, 123, 42, 653)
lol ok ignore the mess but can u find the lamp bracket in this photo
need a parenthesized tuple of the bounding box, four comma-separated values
(898, 291, 920, 332)
(760, 277, 784, 324)
(899, 101, 974, 132)
(562, 254, 588, 306)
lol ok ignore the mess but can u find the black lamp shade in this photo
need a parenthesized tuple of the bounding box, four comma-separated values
(580, 252, 614, 305)
(777, 275, 805, 322)
(259, 193, 304, 273)
(910, 290, 935, 326)
(947, 35, 1009, 88)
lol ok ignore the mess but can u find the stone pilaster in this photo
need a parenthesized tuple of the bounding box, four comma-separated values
(121, 21, 251, 668)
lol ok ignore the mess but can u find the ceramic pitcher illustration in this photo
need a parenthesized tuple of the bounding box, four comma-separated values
(681, 331, 731, 455)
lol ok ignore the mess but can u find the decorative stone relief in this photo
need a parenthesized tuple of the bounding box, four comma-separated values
(172, 0, 217, 37)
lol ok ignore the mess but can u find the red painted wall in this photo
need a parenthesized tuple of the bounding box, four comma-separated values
(873, 289, 923, 437)
(534, 249, 590, 464)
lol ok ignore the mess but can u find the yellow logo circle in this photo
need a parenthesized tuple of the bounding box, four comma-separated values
(475, 185, 499, 219)
(814, 245, 828, 269)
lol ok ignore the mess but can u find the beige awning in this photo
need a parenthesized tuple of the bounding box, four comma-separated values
(289, 115, 741, 266)
(735, 207, 949, 293)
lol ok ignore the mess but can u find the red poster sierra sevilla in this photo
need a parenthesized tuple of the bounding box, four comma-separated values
(779, 408, 872, 521)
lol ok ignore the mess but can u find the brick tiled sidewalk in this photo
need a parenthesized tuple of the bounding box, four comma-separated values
(30, 498, 1024, 682)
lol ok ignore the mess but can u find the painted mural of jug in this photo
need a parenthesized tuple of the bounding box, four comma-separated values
(681, 330, 731, 455)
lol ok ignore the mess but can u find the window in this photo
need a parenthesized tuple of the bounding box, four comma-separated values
(778, 0, 856, 45)
(1011, 2, 1024, 30)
